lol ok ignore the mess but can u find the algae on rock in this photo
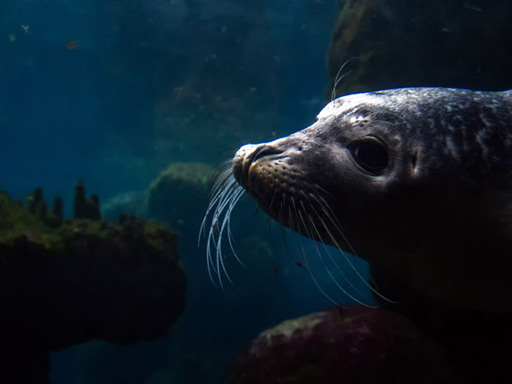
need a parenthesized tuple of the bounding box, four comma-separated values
(0, 184, 187, 383)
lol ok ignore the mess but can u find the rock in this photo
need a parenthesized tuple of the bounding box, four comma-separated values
(147, 162, 219, 236)
(231, 306, 457, 384)
(102, 190, 149, 222)
(0, 187, 186, 382)
(327, 0, 512, 97)
(73, 182, 101, 220)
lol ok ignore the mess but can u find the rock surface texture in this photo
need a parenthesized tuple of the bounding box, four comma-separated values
(0, 186, 186, 383)
(327, 0, 512, 97)
(231, 306, 457, 384)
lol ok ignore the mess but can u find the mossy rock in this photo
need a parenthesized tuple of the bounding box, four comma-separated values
(0, 191, 49, 246)
(231, 306, 456, 384)
(148, 162, 219, 233)
(0, 189, 186, 352)
(102, 190, 149, 221)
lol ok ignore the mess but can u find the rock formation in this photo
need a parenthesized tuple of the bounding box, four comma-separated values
(0, 184, 186, 383)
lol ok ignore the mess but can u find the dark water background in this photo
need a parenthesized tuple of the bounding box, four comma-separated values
(0, 1, 377, 383)
(0, 0, 337, 207)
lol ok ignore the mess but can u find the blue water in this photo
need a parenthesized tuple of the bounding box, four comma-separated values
(0, 1, 374, 383)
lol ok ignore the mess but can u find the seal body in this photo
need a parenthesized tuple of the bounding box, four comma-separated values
(232, 88, 512, 312)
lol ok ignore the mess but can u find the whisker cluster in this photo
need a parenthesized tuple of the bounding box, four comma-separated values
(199, 165, 245, 289)
(200, 162, 393, 306)
(281, 188, 384, 307)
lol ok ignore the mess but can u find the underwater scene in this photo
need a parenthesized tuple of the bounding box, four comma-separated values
(1, 0, 512, 383)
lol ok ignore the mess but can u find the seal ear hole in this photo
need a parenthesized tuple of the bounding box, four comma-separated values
(347, 136, 389, 175)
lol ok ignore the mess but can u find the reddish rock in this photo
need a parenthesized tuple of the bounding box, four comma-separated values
(231, 306, 458, 384)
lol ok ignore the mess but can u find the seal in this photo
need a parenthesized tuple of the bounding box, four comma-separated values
(205, 87, 512, 312)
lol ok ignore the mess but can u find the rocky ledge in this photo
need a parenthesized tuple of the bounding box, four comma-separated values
(0, 184, 186, 383)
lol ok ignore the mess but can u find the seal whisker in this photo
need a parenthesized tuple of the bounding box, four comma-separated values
(213, 185, 246, 289)
(331, 56, 358, 101)
(277, 192, 285, 225)
(312, 196, 397, 304)
(225, 186, 246, 267)
(205, 223, 219, 286)
(206, 182, 236, 285)
(298, 200, 377, 307)
(306, 191, 375, 295)
(285, 192, 298, 232)
(298, 197, 372, 303)
(314, 193, 358, 254)
(268, 187, 279, 218)
(211, 165, 234, 194)
(202, 170, 247, 289)
(199, 168, 236, 243)
(205, 181, 237, 285)
(291, 198, 340, 305)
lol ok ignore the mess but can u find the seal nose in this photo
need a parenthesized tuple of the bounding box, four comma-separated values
(248, 145, 282, 164)
(233, 144, 282, 187)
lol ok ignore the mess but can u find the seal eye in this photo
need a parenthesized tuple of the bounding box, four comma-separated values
(348, 136, 389, 175)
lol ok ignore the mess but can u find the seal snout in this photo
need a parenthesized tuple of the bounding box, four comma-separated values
(248, 145, 282, 164)
(233, 144, 283, 187)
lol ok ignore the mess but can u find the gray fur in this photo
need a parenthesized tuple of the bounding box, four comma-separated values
(230, 87, 512, 312)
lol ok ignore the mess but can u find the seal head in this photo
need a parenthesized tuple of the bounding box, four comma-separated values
(232, 88, 512, 312)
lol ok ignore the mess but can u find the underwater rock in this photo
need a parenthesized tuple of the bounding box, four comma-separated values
(327, 0, 512, 96)
(74, 181, 101, 220)
(231, 306, 457, 384)
(27, 187, 44, 215)
(148, 162, 219, 235)
(50, 196, 64, 227)
(0, 188, 186, 352)
(103, 162, 219, 242)
(102, 190, 149, 221)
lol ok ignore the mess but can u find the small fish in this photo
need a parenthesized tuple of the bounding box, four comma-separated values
(8, 34, 16, 42)
(21, 25, 29, 33)
(66, 40, 78, 50)
(295, 261, 304, 268)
